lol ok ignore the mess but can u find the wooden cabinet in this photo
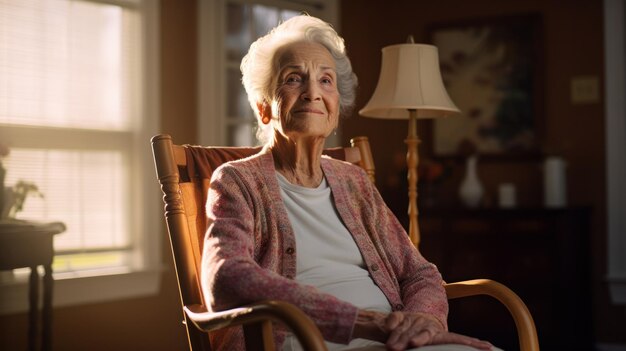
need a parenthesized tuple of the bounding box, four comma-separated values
(419, 207, 592, 351)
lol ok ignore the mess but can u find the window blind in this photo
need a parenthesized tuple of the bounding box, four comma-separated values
(0, 0, 143, 274)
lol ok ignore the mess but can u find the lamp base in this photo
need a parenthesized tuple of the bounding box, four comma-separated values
(405, 109, 421, 247)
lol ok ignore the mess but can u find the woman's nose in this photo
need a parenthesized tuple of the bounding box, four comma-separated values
(301, 81, 321, 101)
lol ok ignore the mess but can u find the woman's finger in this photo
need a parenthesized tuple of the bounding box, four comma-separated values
(389, 315, 439, 351)
(406, 317, 436, 347)
(385, 313, 417, 348)
(384, 311, 404, 330)
(430, 331, 494, 350)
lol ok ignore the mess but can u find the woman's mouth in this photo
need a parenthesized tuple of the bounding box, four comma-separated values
(293, 108, 323, 114)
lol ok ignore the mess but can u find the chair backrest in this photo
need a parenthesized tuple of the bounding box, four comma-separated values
(151, 134, 374, 350)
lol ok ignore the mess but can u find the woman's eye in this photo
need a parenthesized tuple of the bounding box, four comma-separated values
(320, 75, 335, 85)
(285, 75, 301, 84)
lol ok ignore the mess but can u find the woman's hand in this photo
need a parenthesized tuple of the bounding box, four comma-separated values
(353, 310, 493, 351)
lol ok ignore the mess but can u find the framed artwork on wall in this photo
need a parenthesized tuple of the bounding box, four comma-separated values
(427, 14, 543, 158)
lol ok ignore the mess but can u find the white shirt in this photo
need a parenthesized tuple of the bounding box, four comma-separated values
(276, 172, 391, 350)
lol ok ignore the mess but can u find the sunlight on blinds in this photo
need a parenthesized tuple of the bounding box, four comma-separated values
(0, 0, 136, 130)
(0, 0, 142, 275)
(3, 148, 131, 253)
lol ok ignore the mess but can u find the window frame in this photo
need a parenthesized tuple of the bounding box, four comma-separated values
(0, 0, 162, 314)
(604, 0, 626, 305)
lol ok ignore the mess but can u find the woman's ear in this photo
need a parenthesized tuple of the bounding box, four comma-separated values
(257, 101, 272, 125)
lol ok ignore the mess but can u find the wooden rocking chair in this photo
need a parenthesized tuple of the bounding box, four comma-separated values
(151, 134, 539, 351)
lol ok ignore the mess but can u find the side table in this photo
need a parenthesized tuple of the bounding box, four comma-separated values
(0, 220, 65, 351)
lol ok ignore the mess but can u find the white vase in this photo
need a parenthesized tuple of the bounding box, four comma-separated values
(544, 156, 567, 207)
(459, 155, 484, 208)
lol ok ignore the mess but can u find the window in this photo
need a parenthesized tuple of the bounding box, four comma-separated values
(0, 0, 160, 312)
(198, 0, 339, 146)
(224, 3, 302, 146)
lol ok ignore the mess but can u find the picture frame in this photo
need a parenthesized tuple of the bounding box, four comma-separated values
(427, 14, 543, 158)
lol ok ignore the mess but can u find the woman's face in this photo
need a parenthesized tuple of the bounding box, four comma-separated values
(269, 41, 340, 140)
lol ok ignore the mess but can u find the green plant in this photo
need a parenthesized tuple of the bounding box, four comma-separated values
(7, 180, 44, 218)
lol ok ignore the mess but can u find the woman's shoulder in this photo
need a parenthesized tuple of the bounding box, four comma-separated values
(321, 156, 370, 182)
(223, 151, 268, 167)
(213, 152, 273, 180)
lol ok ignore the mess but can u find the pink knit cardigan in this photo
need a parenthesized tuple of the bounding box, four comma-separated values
(201, 151, 448, 350)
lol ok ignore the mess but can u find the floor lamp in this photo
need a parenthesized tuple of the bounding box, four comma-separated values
(359, 38, 460, 247)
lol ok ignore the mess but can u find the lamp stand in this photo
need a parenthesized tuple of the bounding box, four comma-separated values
(405, 109, 421, 247)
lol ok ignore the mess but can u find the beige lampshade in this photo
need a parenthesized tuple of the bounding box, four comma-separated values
(359, 43, 460, 119)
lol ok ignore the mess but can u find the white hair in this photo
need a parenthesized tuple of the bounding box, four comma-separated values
(240, 15, 358, 143)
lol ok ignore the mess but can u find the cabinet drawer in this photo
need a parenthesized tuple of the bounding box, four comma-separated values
(449, 218, 492, 234)
(500, 218, 550, 235)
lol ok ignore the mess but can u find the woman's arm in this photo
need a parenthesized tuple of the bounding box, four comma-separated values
(341, 168, 493, 349)
(357, 168, 449, 328)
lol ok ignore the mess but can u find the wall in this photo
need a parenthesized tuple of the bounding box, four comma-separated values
(0, 0, 194, 349)
(339, 0, 625, 345)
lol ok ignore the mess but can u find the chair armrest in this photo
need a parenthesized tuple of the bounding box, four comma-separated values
(444, 279, 540, 351)
(184, 301, 328, 351)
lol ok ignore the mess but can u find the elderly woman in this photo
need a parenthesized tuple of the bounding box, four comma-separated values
(201, 15, 494, 351)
